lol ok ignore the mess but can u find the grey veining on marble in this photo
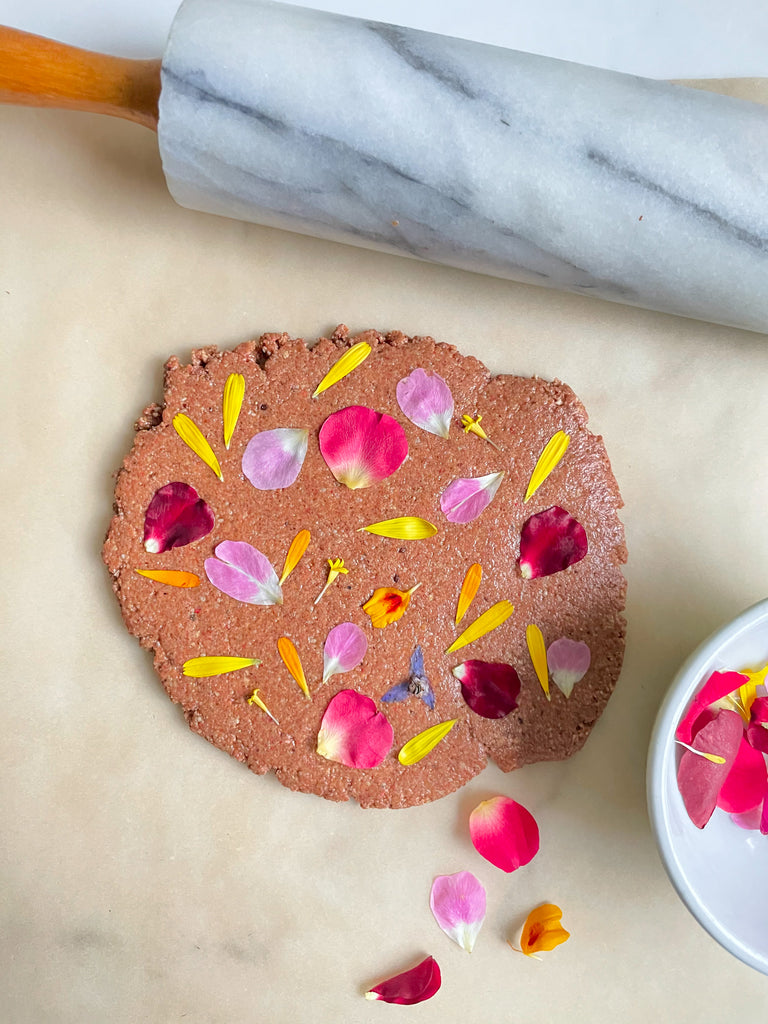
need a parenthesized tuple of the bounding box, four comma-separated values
(158, 0, 768, 333)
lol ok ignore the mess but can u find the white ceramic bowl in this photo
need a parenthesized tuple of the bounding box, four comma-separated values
(647, 597, 768, 975)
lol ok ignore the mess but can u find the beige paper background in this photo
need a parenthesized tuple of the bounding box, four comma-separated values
(2, 79, 768, 1023)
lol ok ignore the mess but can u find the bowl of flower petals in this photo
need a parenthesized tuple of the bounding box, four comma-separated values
(647, 598, 768, 974)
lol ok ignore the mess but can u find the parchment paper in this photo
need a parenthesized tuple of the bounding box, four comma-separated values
(1, 79, 767, 1023)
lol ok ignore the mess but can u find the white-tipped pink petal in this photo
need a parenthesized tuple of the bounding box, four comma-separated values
(396, 368, 454, 438)
(469, 796, 540, 873)
(322, 622, 368, 684)
(204, 540, 283, 605)
(440, 472, 504, 524)
(546, 637, 591, 698)
(316, 689, 393, 768)
(430, 871, 486, 952)
(242, 428, 309, 490)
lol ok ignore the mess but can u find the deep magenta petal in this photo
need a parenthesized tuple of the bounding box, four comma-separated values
(676, 670, 749, 744)
(747, 723, 768, 755)
(676, 709, 743, 828)
(519, 506, 587, 579)
(453, 660, 521, 718)
(750, 697, 768, 724)
(469, 796, 539, 873)
(365, 956, 441, 1005)
(716, 735, 768, 813)
(318, 406, 408, 489)
(143, 482, 214, 553)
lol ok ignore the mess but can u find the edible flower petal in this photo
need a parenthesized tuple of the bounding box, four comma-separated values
(173, 413, 223, 481)
(398, 720, 457, 765)
(183, 656, 260, 677)
(676, 709, 742, 828)
(360, 517, 437, 539)
(525, 431, 570, 503)
(526, 624, 550, 701)
(469, 796, 540, 873)
(519, 506, 587, 579)
(430, 872, 486, 953)
(322, 622, 368, 684)
(135, 569, 200, 588)
(675, 670, 749, 744)
(222, 372, 245, 449)
(143, 482, 214, 554)
(440, 472, 505, 525)
(461, 414, 500, 451)
(316, 689, 393, 768)
(319, 405, 408, 489)
(314, 557, 349, 605)
(514, 904, 570, 958)
(747, 722, 768, 755)
(204, 540, 283, 606)
(381, 645, 435, 710)
(279, 529, 310, 585)
(277, 636, 310, 699)
(396, 368, 454, 438)
(456, 563, 482, 625)
(362, 585, 420, 628)
(546, 637, 591, 698)
(445, 600, 514, 654)
(312, 340, 371, 397)
(242, 428, 309, 490)
(364, 956, 441, 1005)
(716, 735, 768, 813)
(247, 688, 279, 725)
(453, 660, 521, 718)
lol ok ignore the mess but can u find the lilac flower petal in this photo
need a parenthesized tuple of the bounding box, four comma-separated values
(204, 540, 283, 605)
(430, 871, 486, 952)
(322, 622, 368, 683)
(381, 682, 411, 704)
(546, 637, 591, 698)
(440, 472, 504, 524)
(396, 368, 454, 438)
(242, 428, 308, 490)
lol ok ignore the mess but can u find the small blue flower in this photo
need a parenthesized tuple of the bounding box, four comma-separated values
(380, 645, 435, 710)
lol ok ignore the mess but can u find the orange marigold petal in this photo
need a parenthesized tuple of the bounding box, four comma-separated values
(362, 585, 420, 628)
(278, 636, 310, 699)
(519, 904, 570, 956)
(135, 569, 200, 588)
(456, 563, 482, 624)
(279, 529, 311, 584)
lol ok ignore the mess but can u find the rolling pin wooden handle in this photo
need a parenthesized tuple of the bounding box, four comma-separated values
(0, 25, 160, 130)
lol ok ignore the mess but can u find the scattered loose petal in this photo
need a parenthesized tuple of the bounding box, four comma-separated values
(204, 540, 283, 606)
(440, 472, 505, 525)
(750, 697, 768, 724)
(676, 670, 750, 744)
(519, 506, 588, 579)
(430, 872, 486, 953)
(360, 517, 437, 540)
(526, 624, 550, 701)
(461, 414, 500, 451)
(446, 600, 514, 654)
(677, 709, 743, 828)
(319, 405, 407, 489)
(456, 563, 482, 625)
(322, 622, 368, 684)
(316, 689, 393, 768)
(364, 956, 441, 1005)
(469, 796, 540, 873)
(398, 720, 457, 765)
(747, 722, 768, 755)
(247, 688, 279, 725)
(314, 557, 349, 605)
(716, 735, 768, 813)
(278, 637, 310, 700)
(396, 368, 454, 438)
(173, 413, 223, 480)
(242, 428, 309, 490)
(279, 529, 311, 585)
(381, 646, 435, 710)
(546, 637, 591, 698)
(183, 656, 260, 677)
(222, 372, 245, 449)
(313, 340, 371, 397)
(135, 568, 200, 588)
(514, 904, 570, 957)
(525, 431, 571, 503)
(143, 482, 214, 554)
(453, 661, 521, 718)
(362, 585, 420, 628)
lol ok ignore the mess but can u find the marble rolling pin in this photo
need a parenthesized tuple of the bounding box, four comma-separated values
(2, 0, 767, 332)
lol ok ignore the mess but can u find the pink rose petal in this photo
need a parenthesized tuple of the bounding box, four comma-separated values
(452, 661, 521, 718)
(430, 871, 486, 952)
(365, 956, 441, 1005)
(716, 735, 768, 813)
(322, 622, 368, 684)
(440, 472, 504, 525)
(747, 722, 768, 755)
(469, 796, 540, 873)
(761, 779, 768, 836)
(204, 540, 283, 605)
(731, 805, 763, 831)
(143, 482, 214, 553)
(519, 506, 587, 579)
(676, 709, 743, 828)
(546, 637, 591, 698)
(318, 406, 408, 489)
(676, 670, 749, 744)
(750, 696, 768, 724)
(396, 368, 454, 438)
(242, 428, 308, 489)
(316, 689, 393, 768)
